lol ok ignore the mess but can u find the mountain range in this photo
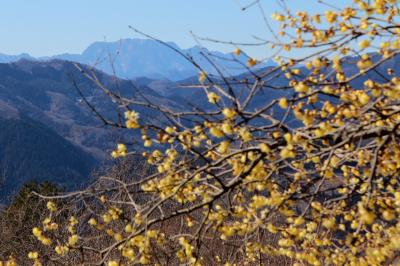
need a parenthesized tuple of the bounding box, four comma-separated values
(0, 42, 397, 199)
(0, 55, 286, 198)
(0, 38, 273, 81)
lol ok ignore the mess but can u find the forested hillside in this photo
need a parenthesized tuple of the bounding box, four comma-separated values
(0, 117, 96, 198)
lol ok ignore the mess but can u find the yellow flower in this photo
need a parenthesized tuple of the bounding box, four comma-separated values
(313, 14, 321, 23)
(239, 128, 252, 142)
(234, 48, 241, 56)
(382, 210, 395, 221)
(294, 82, 309, 93)
(322, 217, 336, 229)
(114, 233, 123, 241)
(247, 58, 257, 67)
(395, 192, 400, 206)
(306, 222, 317, 232)
(283, 133, 293, 144)
(210, 127, 224, 138)
(186, 217, 194, 227)
(359, 39, 370, 49)
(272, 131, 281, 139)
(207, 92, 220, 104)
(358, 202, 375, 225)
(364, 79, 375, 88)
(117, 143, 126, 153)
(124, 110, 140, 129)
(278, 238, 294, 247)
(68, 234, 79, 246)
(122, 247, 135, 259)
(41, 237, 52, 245)
(357, 92, 370, 106)
(46, 201, 57, 212)
(221, 121, 234, 134)
(222, 108, 237, 119)
(28, 252, 39, 259)
(99, 195, 107, 203)
(278, 98, 289, 109)
(271, 12, 285, 22)
(250, 195, 270, 209)
(324, 10, 337, 23)
(124, 110, 138, 120)
(140, 255, 150, 264)
(259, 143, 270, 153)
(125, 224, 133, 233)
(32, 227, 42, 237)
(88, 218, 97, 226)
(55, 246, 69, 256)
(217, 141, 230, 154)
(108, 261, 119, 266)
(144, 139, 152, 147)
(280, 148, 295, 159)
(198, 71, 207, 83)
(147, 230, 158, 238)
(111, 143, 127, 158)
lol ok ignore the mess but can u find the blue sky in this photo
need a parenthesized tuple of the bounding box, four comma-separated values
(0, 0, 348, 57)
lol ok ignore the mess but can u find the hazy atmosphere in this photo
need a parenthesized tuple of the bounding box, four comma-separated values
(0, 0, 399, 265)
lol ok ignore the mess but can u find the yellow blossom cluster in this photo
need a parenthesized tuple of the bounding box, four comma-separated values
(30, 1, 400, 265)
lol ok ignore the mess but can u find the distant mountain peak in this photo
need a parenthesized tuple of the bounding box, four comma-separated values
(0, 38, 274, 80)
